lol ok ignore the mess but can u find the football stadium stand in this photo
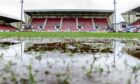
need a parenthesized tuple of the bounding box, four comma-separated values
(122, 6, 140, 26)
(0, 12, 21, 32)
(25, 9, 114, 32)
(122, 6, 140, 32)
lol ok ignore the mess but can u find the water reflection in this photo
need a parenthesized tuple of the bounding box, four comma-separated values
(0, 38, 140, 84)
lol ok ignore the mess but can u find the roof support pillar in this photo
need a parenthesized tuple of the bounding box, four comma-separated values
(76, 18, 79, 29)
(60, 17, 63, 30)
(43, 17, 47, 31)
(92, 18, 96, 31)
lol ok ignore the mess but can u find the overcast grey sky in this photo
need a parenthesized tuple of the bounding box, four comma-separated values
(0, 0, 140, 22)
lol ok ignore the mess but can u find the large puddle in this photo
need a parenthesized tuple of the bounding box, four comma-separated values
(0, 38, 140, 84)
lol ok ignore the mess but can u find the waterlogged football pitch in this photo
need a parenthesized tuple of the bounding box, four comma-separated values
(0, 33, 140, 84)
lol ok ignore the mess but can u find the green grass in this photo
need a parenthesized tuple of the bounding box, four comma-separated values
(0, 32, 140, 38)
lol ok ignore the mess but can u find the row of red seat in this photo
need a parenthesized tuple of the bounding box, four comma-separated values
(45, 18, 60, 31)
(0, 24, 17, 31)
(30, 18, 109, 32)
(132, 19, 140, 26)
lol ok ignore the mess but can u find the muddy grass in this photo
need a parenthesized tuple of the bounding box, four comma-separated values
(123, 40, 140, 59)
(125, 49, 140, 59)
(25, 41, 113, 53)
(0, 42, 17, 48)
(0, 42, 17, 45)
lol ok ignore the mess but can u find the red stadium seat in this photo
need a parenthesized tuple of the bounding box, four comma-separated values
(29, 17, 110, 32)
(61, 18, 77, 32)
(44, 18, 61, 32)
(31, 18, 46, 31)
(132, 19, 140, 26)
(78, 18, 93, 32)
(93, 18, 109, 31)
(0, 24, 17, 32)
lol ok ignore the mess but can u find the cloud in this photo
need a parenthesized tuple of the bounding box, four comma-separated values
(0, 0, 140, 22)
(24, 0, 113, 10)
